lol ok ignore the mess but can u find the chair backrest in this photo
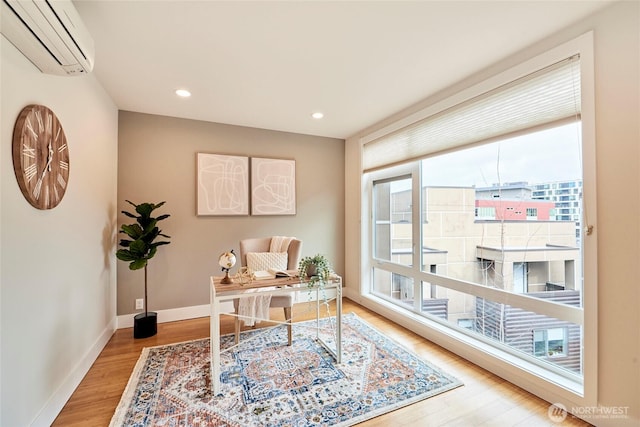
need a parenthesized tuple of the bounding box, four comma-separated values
(239, 237, 302, 270)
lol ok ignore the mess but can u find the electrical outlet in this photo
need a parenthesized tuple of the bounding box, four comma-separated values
(135, 298, 144, 310)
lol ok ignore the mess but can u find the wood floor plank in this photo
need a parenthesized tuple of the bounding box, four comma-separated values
(52, 299, 592, 426)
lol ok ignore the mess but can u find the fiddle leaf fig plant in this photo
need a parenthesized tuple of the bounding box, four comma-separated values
(116, 200, 171, 316)
(117, 200, 171, 269)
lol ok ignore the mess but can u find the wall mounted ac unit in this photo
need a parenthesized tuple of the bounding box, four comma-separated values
(1, 0, 94, 76)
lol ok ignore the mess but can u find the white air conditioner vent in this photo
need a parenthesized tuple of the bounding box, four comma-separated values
(1, 0, 94, 76)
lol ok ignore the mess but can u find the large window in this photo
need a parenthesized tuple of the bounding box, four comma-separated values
(361, 34, 596, 401)
(370, 123, 584, 378)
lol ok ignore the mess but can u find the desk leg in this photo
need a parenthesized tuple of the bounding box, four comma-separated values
(336, 282, 342, 364)
(210, 287, 221, 395)
(316, 287, 320, 340)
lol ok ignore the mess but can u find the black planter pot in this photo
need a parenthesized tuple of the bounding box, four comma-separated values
(134, 312, 157, 338)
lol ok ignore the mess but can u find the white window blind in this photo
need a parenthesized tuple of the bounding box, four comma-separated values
(363, 55, 581, 172)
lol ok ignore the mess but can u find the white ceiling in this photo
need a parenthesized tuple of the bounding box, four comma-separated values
(74, 1, 612, 139)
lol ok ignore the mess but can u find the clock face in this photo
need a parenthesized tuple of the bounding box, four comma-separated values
(12, 105, 70, 210)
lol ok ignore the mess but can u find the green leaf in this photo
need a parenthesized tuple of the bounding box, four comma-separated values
(143, 221, 159, 236)
(118, 239, 132, 247)
(129, 259, 147, 270)
(156, 214, 170, 221)
(147, 246, 158, 260)
(121, 223, 143, 239)
(122, 210, 136, 219)
(116, 249, 135, 261)
(136, 202, 154, 217)
(129, 239, 148, 257)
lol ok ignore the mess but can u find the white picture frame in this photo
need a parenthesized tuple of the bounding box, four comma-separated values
(197, 153, 249, 216)
(251, 157, 296, 215)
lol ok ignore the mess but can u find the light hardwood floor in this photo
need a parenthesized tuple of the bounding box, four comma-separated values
(53, 299, 592, 426)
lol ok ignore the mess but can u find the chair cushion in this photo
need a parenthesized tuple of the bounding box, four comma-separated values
(246, 252, 288, 272)
(270, 295, 294, 306)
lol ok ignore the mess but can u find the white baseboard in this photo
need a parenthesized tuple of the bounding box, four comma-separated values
(116, 302, 234, 329)
(118, 289, 336, 329)
(116, 290, 340, 329)
(30, 317, 117, 427)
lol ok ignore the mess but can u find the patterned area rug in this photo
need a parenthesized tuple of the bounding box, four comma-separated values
(110, 313, 462, 426)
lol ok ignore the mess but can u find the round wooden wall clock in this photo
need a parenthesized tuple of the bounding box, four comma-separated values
(12, 104, 70, 210)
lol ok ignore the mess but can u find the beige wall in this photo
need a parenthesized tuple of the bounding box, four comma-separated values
(345, 1, 639, 425)
(117, 112, 344, 315)
(1, 39, 118, 426)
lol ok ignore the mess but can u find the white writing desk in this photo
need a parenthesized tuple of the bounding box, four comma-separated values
(209, 274, 342, 395)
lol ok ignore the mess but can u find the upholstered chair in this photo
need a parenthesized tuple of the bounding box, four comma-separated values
(235, 237, 302, 345)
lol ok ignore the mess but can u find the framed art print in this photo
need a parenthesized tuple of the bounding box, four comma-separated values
(197, 153, 249, 216)
(251, 157, 296, 215)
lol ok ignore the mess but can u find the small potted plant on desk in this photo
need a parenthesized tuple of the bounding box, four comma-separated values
(298, 253, 334, 316)
(116, 200, 171, 338)
(298, 254, 332, 288)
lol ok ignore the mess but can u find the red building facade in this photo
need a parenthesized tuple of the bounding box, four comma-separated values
(475, 199, 555, 220)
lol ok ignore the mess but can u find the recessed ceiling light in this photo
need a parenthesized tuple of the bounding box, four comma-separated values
(312, 112, 324, 119)
(175, 89, 191, 98)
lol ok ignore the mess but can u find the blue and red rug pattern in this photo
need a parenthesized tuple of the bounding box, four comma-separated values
(110, 313, 462, 426)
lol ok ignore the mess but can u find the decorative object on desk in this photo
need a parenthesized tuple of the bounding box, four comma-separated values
(116, 200, 171, 339)
(197, 153, 249, 216)
(233, 266, 254, 285)
(218, 249, 236, 284)
(250, 157, 296, 215)
(109, 313, 463, 427)
(298, 253, 331, 285)
(298, 254, 333, 316)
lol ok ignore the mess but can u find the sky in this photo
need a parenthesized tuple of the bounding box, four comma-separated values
(421, 122, 583, 188)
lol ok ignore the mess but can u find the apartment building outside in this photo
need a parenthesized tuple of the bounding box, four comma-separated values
(474, 180, 583, 234)
(375, 186, 582, 373)
(531, 180, 583, 222)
